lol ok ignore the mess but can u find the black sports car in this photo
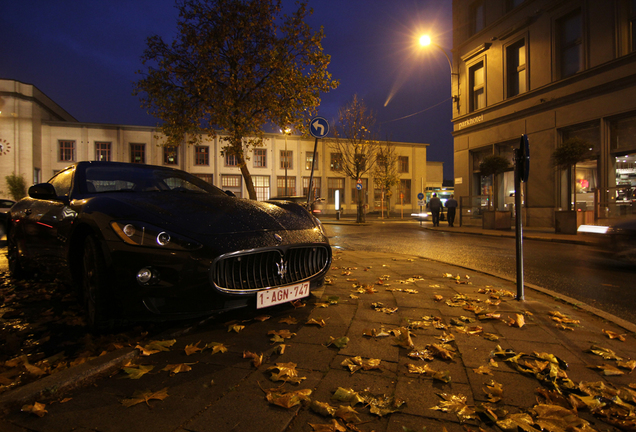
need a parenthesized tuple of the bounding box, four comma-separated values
(6, 161, 332, 327)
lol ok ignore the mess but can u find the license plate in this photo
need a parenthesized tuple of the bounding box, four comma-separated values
(257, 282, 310, 309)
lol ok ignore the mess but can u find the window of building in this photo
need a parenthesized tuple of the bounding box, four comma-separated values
(254, 148, 267, 168)
(59, 140, 75, 162)
(225, 153, 239, 167)
(506, 39, 527, 97)
(33, 168, 41, 184)
(398, 156, 409, 173)
(195, 173, 214, 184)
(630, 0, 636, 51)
(221, 174, 242, 197)
(469, 61, 485, 111)
(505, 0, 524, 12)
(558, 9, 583, 78)
(195, 146, 209, 166)
(277, 176, 296, 196)
(305, 152, 318, 170)
(303, 177, 321, 199)
(253, 175, 270, 201)
(350, 178, 368, 205)
(470, 1, 485, 35)
(328, 177, 345, 205)
(95, 141, 111, 161)
(399, 179, 411, 205)
(130, 143, 145, 164)
(164, 146, 179, 165)
(280, 150, 293, 169)
(330, 153, 343, 171)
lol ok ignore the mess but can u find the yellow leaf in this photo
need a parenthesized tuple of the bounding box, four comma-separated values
(279, 316, 298, 325)
(264, 387, 311, 409)
(122, 364, 154, 379)
(243, 351, 263, 368)
(184, 341, 203, 356)
(121, 387, 169, 407)
(205, 342, 229, 354)
(162, 363, 193, 375)
(309, 419, 346, 432)
(253, 315, 271, 322)
(228, 324, 245, 333)
(602, 329, 626, 341)
(306, 318, 326, 327)
(21, 402, 47, 417)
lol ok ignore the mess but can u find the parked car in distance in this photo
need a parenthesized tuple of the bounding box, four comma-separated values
(593, 217, 636, 264)
(0, 198, 16, 236)
(6, 162, 332, 328)
(268, 196, 325, 216)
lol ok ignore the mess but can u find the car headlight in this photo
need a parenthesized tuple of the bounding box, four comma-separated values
(110, 221, 202, 250)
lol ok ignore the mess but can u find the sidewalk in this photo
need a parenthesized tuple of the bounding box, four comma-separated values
(1, 248, 634, 432)
(319, 214, 602, 246)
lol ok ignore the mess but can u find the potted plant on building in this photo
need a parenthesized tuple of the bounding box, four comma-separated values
(479, 155, 512, 230)
(552, 137, 591, 234)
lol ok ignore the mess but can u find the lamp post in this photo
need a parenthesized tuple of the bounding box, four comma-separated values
(419, 35, 459, 108)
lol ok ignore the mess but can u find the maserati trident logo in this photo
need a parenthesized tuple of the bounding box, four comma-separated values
(276, 256, 288, 280)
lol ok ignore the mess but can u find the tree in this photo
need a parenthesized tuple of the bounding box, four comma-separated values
(134, 0, 338, 199)
(330, 95, 379, 223)
(373, 140, 400, 217)
(479, 155, 511, 211)
(552, 137, 591, 211)
(5, 173, 27, 201)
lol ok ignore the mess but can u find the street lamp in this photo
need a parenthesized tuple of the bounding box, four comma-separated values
(419, 34, 459, 108)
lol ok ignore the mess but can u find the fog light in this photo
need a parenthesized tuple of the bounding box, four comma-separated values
(156, 232, 171, 246)
(137, 268, 154, 285)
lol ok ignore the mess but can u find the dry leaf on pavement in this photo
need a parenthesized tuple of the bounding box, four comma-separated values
(162, 363, 193, 375)
(263, 387, 312, 409)
(121, 387, 169, 407)
(122, 364, 154, 379)
(602, 329, 626, 341)
(205, 342, 228, 354)
(21, 402, 47, 417)
(243, 351, 263, 368)
(184, 341, 203, 355)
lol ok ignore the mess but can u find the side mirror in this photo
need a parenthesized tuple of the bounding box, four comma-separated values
(29, 183, 58, 200)
(224, 190, 236, 197)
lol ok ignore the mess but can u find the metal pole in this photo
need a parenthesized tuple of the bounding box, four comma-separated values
(514, 148, 525, 301)
(306, 137, 319, 210)
(284, 134, 288, 196)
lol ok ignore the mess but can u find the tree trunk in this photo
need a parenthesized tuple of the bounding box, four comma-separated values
(239, 162, 257, 200)
(356, 188, 365, 223)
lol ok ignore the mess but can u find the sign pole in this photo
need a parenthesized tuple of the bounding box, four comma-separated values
(306, 137, 319, 210)
(515, 134, 530, 301)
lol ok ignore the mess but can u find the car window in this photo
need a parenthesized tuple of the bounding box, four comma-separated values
(49, 168, 75, 197)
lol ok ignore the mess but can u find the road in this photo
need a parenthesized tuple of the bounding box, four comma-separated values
(324, 222, 636, 325)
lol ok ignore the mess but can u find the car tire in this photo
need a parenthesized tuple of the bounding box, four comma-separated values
(82, 235, 110, 330)
(7, 228, 29, 279)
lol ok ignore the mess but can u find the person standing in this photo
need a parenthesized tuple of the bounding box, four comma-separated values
(445, 194, 458, 227)
(429, 193, 442, 227)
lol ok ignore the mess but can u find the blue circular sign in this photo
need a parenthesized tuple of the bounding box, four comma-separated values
(310, 117, 329, 138)
(417, 192, 424, 200)
(356, 183, 362, 190)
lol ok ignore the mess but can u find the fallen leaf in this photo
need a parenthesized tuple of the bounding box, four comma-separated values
(341, 356, 381, 374)
(406, 363, 451, 383)
(268, 362, 306, 384)
(484, 380, 503, 402)
(228, 324, 245, 333)
(243, 351, 263, 368)
(326, 336, 349, 349)
(589, 364, 625, 376)
(279, 316, 298, 325)
(184, 341, 203, 356)
(334, 405, 362, 423)
(310, 400, 337, 417)
(331, 387, 365, 405)
(309, 419, 346, 432)
(162, 363, 193, 375)
(121, 388, 169, 407)
(602, 329, 626, 341)
(473, 365, 493, 375)
(587, 345, 623, 361)
(253, 315, 271, 322)
(306, 318, 327, 327)
(122, 364, 155, 379)
(430, 393, 477, 422)
(506, 314, 525, 328)
(264, 387, 312, 409)
(205, 342, 228, 354)
(21, 402, 47, 417)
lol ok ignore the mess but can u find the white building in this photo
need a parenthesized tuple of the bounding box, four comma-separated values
(1, 79, 442, 215)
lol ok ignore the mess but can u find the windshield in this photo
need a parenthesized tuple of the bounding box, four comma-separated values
(84, 165, 226, 196)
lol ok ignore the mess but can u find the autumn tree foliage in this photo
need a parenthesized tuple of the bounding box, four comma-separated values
(134, 0, 339, 199)
(330, 95, 380, 223)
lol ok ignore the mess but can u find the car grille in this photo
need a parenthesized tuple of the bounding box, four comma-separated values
(212, 246, 331, 292)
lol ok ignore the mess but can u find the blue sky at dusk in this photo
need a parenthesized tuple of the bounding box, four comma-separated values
(0, 1, 454, 179)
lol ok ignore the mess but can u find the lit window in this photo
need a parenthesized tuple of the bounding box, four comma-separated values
(130, 143, 145, 164)
(195, 146, 209, 165)
(277, 176, 296, 196)
(507, 39, 527, 97)
(330, 153, 343, 171)
(469, 61, 485, 111)
(280, 150, 293, 169)
(95, 142, 111, 161)
(253, 175, 270, 200)
(164, 146, 178, 165)
(305, 152, 318, 170)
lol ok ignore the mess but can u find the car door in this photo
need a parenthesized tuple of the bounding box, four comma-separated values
(22, 167, 77, 267)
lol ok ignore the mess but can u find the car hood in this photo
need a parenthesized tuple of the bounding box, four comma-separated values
(90, 192, 315, 235)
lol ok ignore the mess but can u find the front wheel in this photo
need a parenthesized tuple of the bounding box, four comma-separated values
(82, 235, 110, 329)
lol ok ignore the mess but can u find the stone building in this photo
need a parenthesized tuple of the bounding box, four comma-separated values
(0, 79, 440, 216)
(451, 0, 636, 228)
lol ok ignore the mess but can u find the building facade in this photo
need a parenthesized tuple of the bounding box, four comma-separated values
(0, 79, 439, 216)
(452, 0, 636, 227)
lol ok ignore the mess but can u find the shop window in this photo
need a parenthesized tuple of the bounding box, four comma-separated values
(610, 115, 636, 152)
(399, 179, 411, 205)
(277, 176, 295, 196)
(253, 175, 270, 201)
(303, 177, 321, 199)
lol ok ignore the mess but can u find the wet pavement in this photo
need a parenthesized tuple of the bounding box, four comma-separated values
(0, 242, 634, 432)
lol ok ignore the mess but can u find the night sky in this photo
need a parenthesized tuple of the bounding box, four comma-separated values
(0, 1, 454, 179)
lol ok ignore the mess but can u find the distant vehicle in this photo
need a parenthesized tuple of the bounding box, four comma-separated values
(0, 199, 16, 236)
(6, 162, 332, 328)
(596, 217, 636, 264)
(268, 196, 325, 216)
